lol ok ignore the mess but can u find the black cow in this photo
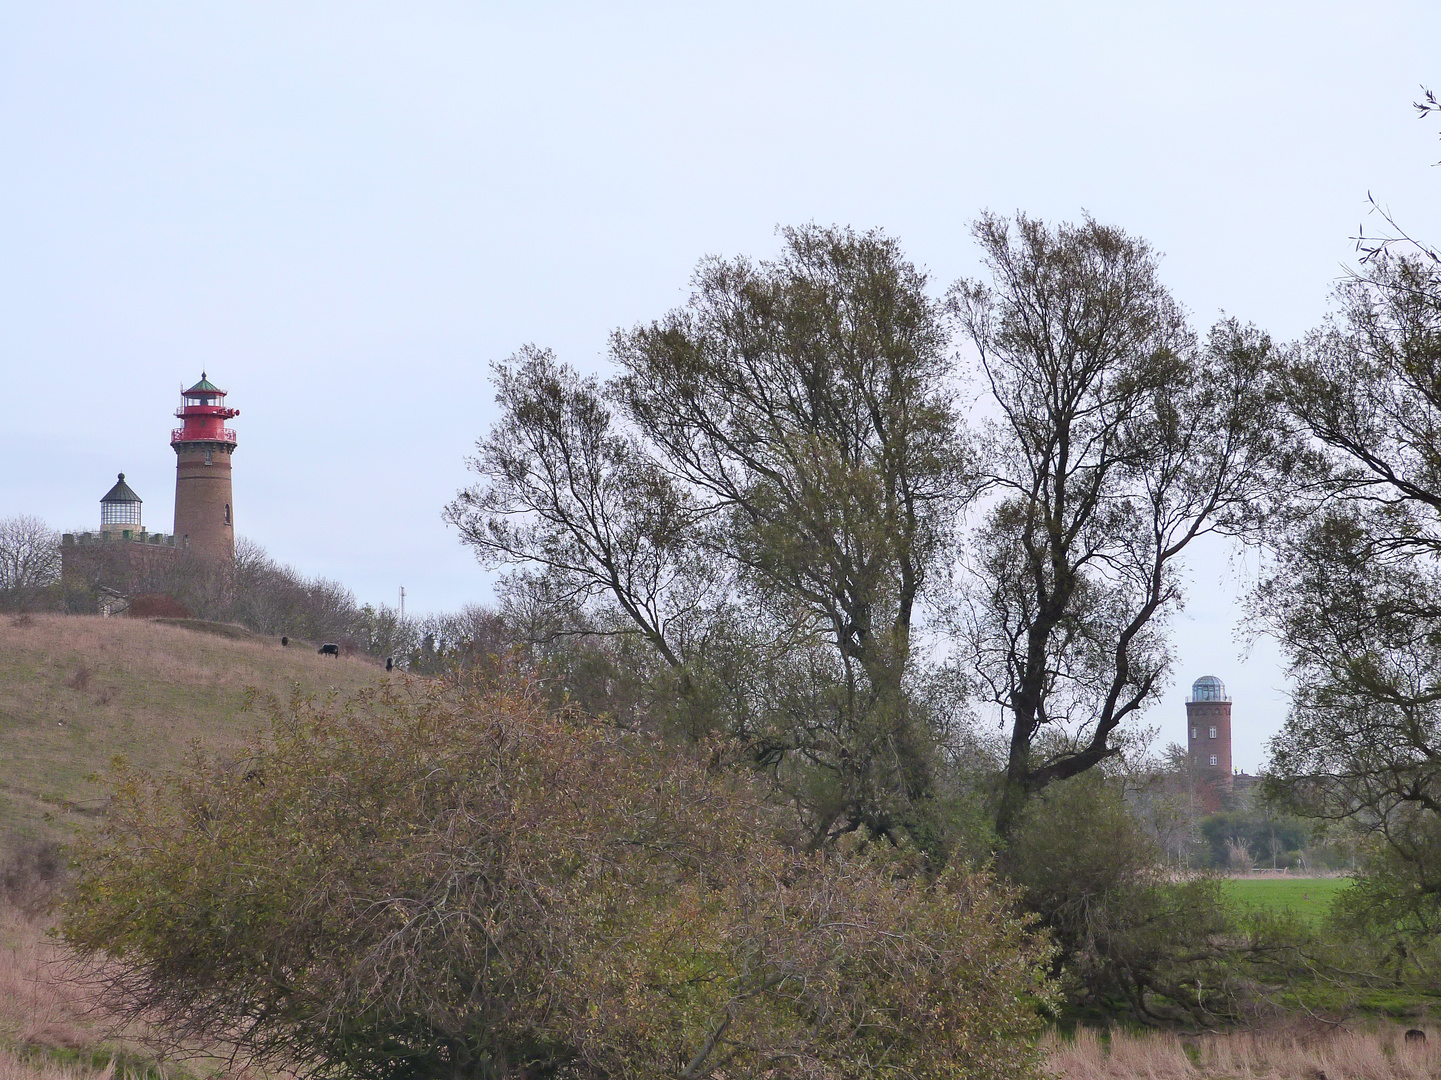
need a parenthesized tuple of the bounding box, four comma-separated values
(280, 636, 289, 647)
(385, 656, 394, 672)
(318, 643, 340, 657)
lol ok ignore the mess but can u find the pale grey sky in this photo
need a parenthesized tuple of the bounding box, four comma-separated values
(2, 2, 1437, 768)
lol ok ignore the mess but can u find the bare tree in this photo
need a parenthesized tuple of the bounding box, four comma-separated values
(0, 515, 61, 609)
(1224, 835, 1255, 873)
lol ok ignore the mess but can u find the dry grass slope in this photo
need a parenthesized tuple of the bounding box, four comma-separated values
(0, 614, 382, 1078)
(1, 907, 97, 1053)
(1, 905, 271, 1080)
(1048, 1025, 1441, 1079)
(0, 615, 382, 839)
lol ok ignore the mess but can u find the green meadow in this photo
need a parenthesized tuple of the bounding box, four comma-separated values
(1222, 876, 1351, 924)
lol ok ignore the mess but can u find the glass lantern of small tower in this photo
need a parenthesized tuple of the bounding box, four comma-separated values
(100, 473, 143, 537)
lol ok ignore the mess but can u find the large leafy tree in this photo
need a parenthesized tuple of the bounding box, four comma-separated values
(449, 225, 971, 846)
(1260, 250, 1441, 961)
(951, 214, 1283, 833)
(446, 349, 723, 673)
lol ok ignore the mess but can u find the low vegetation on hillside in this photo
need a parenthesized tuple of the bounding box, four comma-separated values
(61, 679, 1057, 1080)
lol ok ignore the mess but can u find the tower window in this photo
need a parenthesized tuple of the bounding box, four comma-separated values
(1209, 726, 1217, 739)
(204, 450, 213, 466)
(1191, 727, 1197, 740)
(224, 504, 231, 524)
(1209, 755, 1218, 766)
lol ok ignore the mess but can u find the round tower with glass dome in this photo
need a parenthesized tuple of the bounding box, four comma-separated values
(171, 373, 239, 562)
(99, 473, 143, 537)
(1186, 675, 1233, 795)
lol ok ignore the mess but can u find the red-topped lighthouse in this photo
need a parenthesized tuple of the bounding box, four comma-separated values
(171, 373, 239, 562)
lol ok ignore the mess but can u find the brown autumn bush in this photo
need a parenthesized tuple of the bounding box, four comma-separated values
(0, 834, 68, 915)
(62, 679, 1056, 1080)
(125, 594, 192, 619)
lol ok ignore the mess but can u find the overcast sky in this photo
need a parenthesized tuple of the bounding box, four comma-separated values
(2, 2, 1437, 768)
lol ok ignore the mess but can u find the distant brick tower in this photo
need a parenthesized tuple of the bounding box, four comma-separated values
(172, 373, 239, 562)
(1186, 675, 1233, 811)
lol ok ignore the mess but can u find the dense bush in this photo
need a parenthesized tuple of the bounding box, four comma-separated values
(63, 679, 1056, 1080)
(1001, 773, 1236, 1022)
(1326, 814, 1441, 984)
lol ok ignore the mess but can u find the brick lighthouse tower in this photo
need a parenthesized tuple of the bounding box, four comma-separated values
(171, 374, 239, 562)
(1186, 675, 1233, 811)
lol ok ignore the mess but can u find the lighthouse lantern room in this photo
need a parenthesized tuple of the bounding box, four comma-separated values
(100, 473, 143, 535)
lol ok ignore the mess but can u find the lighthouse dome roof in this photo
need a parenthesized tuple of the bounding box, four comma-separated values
(100, 473, 141, 504)
(1191, 675, 1227, 701)
(185, 372, 225, 395)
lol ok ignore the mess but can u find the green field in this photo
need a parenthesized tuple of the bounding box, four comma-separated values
(1222, 876, 1351, 924)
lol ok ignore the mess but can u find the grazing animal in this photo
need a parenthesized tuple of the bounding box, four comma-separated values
(318, 643, 340, 657)
(1406, 1029, 1427, 1043)
(280, 636, 288, 647)
(385, 656, 393, 672)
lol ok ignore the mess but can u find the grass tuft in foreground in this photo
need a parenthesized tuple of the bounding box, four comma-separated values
(1047, 1024, 1440, 1079)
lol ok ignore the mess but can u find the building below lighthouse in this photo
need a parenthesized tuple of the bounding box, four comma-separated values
(62, 473, 180, 604)
(1186, 674, 1233, 812)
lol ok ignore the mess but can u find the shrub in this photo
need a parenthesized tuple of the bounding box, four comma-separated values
(62, 680, 1056, 1080)
(126, 594, 192, 619)
(1001, 773, 1235, 1022)
(1327, 813, 1441, 984)
(0, 834, 68, 914)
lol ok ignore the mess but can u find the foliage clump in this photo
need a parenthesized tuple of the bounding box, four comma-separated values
(1001, 774, 1235, 1023)
(62, 680, 1056, 1080)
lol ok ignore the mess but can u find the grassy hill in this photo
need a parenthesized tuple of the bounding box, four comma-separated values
(0, 614, 384, 841)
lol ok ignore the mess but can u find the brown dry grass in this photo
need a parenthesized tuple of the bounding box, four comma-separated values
(0, 616, 387, 1077)
(0, 907, 99, 1051)
(1047, 1024, 1441, 1079)
(0, 615, 383, 839)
